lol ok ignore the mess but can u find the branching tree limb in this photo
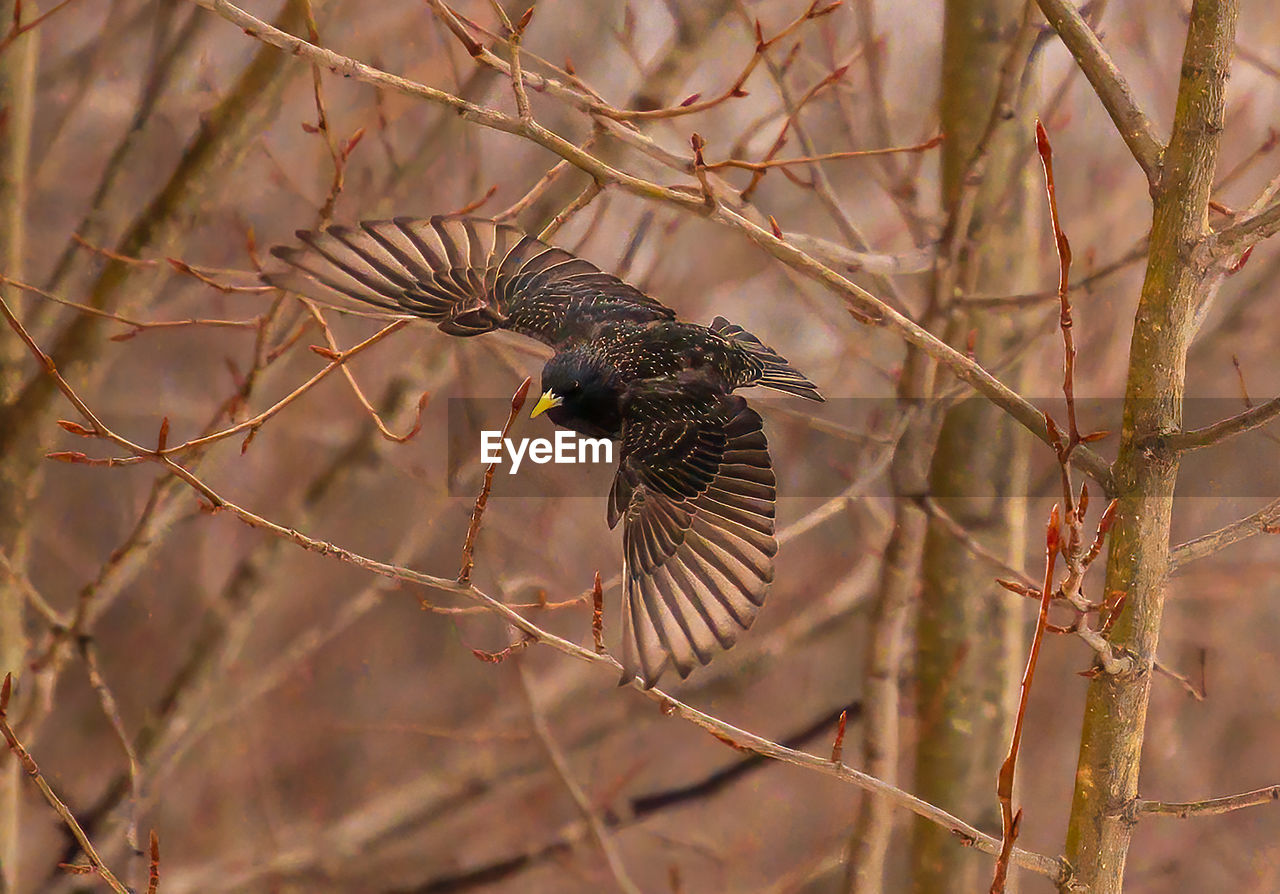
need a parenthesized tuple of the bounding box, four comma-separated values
(1061, 3, 1240, 890)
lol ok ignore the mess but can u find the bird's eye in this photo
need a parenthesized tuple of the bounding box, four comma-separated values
(568, 380, 581, 392)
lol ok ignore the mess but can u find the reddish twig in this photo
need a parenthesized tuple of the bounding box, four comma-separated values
(1036, 120, 1080, 448)
(162, 320, 410, 455)
(147, 830, 160, 894)
(991, 509, 1060, 893)
(165, 257, 276, 294)
(300, 302, 430, 442)
(735, 58, 860, 201)
(690, 133, 715, 208)
(0, 273, 264, 339)
(301, 0, 361, 225)
(71, 232, 159, 266)
(708, 133, 942, 175)
(458, 376, 532, 583)
(1153, 653, 1206, 701)
(446, 184, 499, 217)
(0, 0, 81, 54)
(831, 709, 848, 764)
(472, 632, 533, 663)
(591, 571, 605, 654)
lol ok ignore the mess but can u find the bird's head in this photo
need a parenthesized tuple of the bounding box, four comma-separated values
(531, 349, 623, 438)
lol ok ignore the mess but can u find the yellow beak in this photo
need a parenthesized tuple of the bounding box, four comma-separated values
(529, 390, 563, 419)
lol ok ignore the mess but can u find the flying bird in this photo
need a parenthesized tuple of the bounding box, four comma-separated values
(263, 216, 823, 687)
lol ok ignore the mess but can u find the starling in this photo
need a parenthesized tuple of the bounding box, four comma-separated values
(263, 216, 823, 686)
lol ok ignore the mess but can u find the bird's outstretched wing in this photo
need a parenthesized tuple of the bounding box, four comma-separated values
(608, 389, 777, 687)
(262, 216, 673, 348)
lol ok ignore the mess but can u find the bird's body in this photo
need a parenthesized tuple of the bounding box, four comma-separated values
(264, 216, 822, 686)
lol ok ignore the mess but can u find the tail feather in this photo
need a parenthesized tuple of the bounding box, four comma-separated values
(711, 316, 824, 402)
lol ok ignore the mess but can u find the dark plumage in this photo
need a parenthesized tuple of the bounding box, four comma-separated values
(263, 216, 823, 686)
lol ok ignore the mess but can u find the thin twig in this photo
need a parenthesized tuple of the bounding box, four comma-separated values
(1134, 785, 1280, 819)
(495, 142, 592, 222)
(0, 675, 131, 894)
(0, 0, 82, 54)
(1037, 120, 1080, 445)
(0, 545, 64, 627)
(1205, 198, 1280, 260)
(1169, 497, 1280, 569)
(79, 640, 144, 852)
(515, 662, 642, 894)
(1160, 395, 1280, 451)
(537, 180, 603, 242)
(990, 508, 1060, 893)
(158, 320, 411, 455)
(458, 377, 532, 583)
(299, 301, 430, 442)
(1, 273, 264, 337)
(705, 133, 942, 174)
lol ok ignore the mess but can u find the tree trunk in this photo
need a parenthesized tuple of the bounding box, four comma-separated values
(1063, 2, 1237, 890)
(912, 1, 1038, 891)
(0, 0, 38, 886)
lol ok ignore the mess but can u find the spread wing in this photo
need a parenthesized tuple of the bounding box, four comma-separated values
(609, 390, 777, 687)
(262, 216, 673, 348)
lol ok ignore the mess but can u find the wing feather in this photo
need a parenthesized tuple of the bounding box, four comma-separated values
(263, 216, 673, 347)
(615, 396, 777, 687)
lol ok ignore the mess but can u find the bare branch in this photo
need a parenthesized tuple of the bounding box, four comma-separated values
(1135, 785, 1280, 819)
(1205, 198, 1280, 259)
(1169, 497, 1280, 570)
(1160, 395, 1280, 451)
(0, 675, 131, 894)
(515, 663, 642, 894)
(990, 508, 1060, 893)
(1034, 0, 1164, 185)
(458, 377, 532, 584)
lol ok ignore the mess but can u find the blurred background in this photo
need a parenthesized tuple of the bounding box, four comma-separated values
(1, 0, 1278, 891)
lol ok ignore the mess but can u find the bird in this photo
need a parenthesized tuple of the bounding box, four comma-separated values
(262, 215, 823, 687)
